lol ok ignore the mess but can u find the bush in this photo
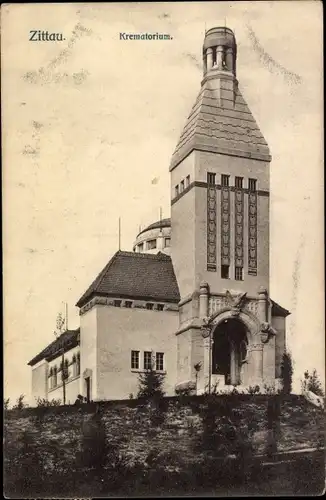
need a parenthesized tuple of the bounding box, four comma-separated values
(302, 369, 324, 397)
(281, 351, 293, 394)
(36, 397, 61, 407)
(137, 354, 165, 402)
(12, 394, 27, 410)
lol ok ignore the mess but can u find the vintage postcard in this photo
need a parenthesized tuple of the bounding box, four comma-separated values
(2, 1, 324, 497)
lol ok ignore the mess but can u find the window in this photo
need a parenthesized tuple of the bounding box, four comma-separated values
(235, 266, 243, 281)
(53, 366, 58, 387)
(235, 176, 243, 189)
(186, 175, 190, 187)
(144, 351, 152, 370)
(175, 185, 179, 197)
(164, 237, 171, 248)
(76, 352, 80, 376)
(147, 239, 157, 250)
(156, 352, 164, 371)
(221, 174, 229, 187)
(125, 301, 132, 308)
(138, 243, 143, 252)
(72, 354, 77, 376)
(49, 368, 53, 389)
(146, 303, 154, 310)
(221, 265, 229, 279)
(131, 350, 139, 369)
(157, 304, 164, 311)
(249, 178, 257, 191)
(180, 180, 185, 192)
(207, 172, 216, 185)
(114, 299, 122, 307)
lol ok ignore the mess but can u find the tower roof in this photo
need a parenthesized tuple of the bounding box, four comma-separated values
(170, 27, 271, 171)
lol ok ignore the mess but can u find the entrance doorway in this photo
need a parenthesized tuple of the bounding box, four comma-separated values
(212, 319, 248, 385)
(85, 377, 91, 402)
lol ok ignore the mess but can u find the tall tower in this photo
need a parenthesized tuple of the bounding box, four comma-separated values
(170, 27, 270, 299)
(171, 28, 277, 391)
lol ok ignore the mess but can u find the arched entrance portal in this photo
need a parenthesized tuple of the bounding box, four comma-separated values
(212, 318, 248, 386)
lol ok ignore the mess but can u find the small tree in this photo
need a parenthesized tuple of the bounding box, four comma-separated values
(13, 394, 27, 410)
(4, 398, 10, 410)
(302, 369, 324, 397)
(280, 351, 293, 394)
(137, 353, 165, 401)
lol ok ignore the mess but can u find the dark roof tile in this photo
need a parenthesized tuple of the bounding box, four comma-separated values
(76, 250, 180, 308)
(28, 328, 80, 367)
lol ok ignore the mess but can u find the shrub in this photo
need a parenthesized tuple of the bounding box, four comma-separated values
(137, 354, 165, 402)
(12, 394, 27, 410)
(281, 351, 293, 394)
(302, 369, 325, 397)
(36, 397, 61, 407)
(248, 385, 260, 395)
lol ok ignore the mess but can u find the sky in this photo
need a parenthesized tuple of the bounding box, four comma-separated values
(2, 1, 324, 404)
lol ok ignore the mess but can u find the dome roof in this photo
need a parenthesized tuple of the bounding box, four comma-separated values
(137, 218, 171, 237)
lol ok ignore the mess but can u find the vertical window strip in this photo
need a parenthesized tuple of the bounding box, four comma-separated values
(221, 176, 230, 268)
(207, 173, 217, 271)
(248, 190, 258, 275)
(234, 182, 244, 272)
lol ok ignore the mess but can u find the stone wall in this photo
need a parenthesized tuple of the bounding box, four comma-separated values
(4, 395, 324, 497)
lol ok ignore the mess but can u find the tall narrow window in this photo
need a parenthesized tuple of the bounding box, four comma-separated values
(131, 350, 139, 369)
(164, 237, 171, 248)
(180, 180, 185, 192)
(72, 354, 77, 376)
(175, 185, 179, 197)
(76, 352, 80, 376)
(49, 368, 54, 389)
(138, 243, 143, 252)
(221, 265, 229, 279)
(248, 178, 257, 191)
(53, 366, 58, 387)
(186, 175, 190, 187)
(207, 172, 216, 185)
(235, 176, 243, 188)
(221, 174, 229, 187)
(235, 266, 243, 281)
(144, 351, 152, 370)
(156, 352, 164, 371)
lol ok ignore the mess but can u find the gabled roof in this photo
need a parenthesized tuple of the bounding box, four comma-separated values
(170, 82, 271, 170)
(137, 218, 171, 237)
(271, 300, 291, 318)
(28, 328, 80, 367)
(76, 250, 180, 308)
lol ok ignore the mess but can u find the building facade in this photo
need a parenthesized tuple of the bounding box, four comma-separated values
(28, 27, 289, 404)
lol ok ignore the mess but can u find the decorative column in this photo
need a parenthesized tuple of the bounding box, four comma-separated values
(249, 343, 264, 385)
(216, 45, 224, 69)
(225, 47, 234, 72)
(199, 282, 209, 319)
(206, 47, 213, 71)
(258, 287, 268, 323)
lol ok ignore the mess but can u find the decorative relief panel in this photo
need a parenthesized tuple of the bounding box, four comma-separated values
(207, 183, 217, 271)
(244, 300, 259, 316)
(209, 296, 228, 316)
(221, 186, 230, 266)
(234, 188, 244, 268)
(248, 191, 258, 275)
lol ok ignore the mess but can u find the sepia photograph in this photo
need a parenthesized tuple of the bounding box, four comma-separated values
(2, 1, 324, 497)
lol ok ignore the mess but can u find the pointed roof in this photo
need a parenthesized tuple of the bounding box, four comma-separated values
(76, 250, 180, 308)
(170, 82, 271, 170)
